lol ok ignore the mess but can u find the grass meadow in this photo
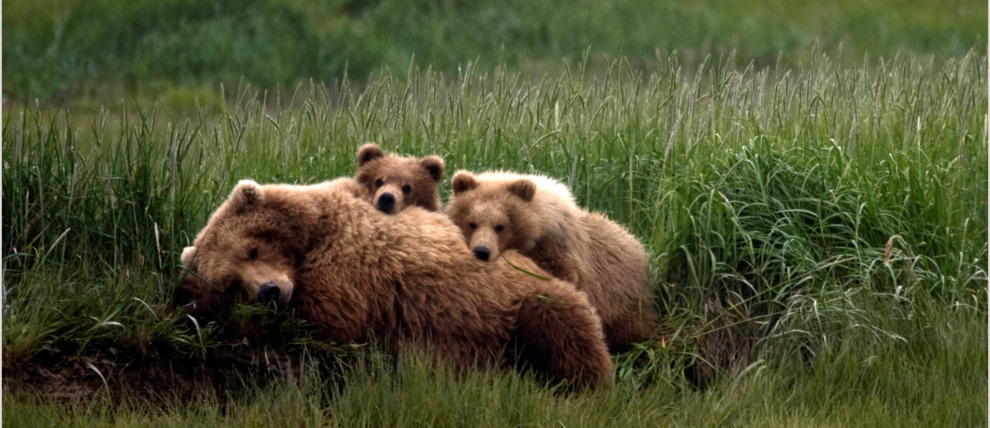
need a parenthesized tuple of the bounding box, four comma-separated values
(3, 44, 987, 425)
(3, 0, 989, 423)
(4, 0, 986, 103)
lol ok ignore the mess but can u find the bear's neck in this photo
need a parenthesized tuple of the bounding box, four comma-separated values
(291, 190, 398, 342)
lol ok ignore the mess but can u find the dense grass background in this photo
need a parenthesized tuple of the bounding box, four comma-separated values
(3, 44, 987, 424)
(3, 0, 986, 103)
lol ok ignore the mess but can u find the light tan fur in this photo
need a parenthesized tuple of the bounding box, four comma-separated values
(446, 170, 659, 351)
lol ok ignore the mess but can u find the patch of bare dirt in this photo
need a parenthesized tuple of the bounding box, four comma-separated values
(3, 337, 315, 404)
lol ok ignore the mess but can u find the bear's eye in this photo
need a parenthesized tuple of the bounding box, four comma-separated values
(401, 184, 411, 194)
(248, 248, 259, 260)
(375, 178, 384, 187)
(494, 225, 504, 232)
(469, 223, 477, 230)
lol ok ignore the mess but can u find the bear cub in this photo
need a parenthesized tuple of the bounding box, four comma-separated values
(446, 170, 659, 351)
(354, 143, 444, 214)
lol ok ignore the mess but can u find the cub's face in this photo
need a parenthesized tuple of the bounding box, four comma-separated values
(182, 181, 306, 305)
(447, 171, 538, 262)
(447, 199, 514, 261)
(355, 143, 444, 214)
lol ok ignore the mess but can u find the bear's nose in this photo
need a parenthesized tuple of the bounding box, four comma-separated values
(473, 246, 491, 261)
(377, 193, 396, 214)
(258, 282, 284, 304)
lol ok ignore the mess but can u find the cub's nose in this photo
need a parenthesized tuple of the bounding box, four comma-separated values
(377, 193, 396, 214)
(473, 246, 491, 261)
(258, 282, 283, 304)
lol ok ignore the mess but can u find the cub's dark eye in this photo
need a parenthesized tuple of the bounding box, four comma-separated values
(469, 223, 477, 230)
(248, 248, 259, 260)
(494, 225, 504, 232)
(401, 184, 411, 194)
(374, 178, 384, 187)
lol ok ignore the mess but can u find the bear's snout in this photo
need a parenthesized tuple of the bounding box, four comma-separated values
(473, 246, 491, 261)
(258, 281, 286, 305)
(377, 192, 396, 214)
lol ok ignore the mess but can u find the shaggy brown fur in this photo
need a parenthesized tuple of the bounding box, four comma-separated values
(176, 178, 367, 320)
(446, 170, 659, 352)
(182, 179, 613, 387)
(354, 143, 444, 214)
(179, 177, 362, 270)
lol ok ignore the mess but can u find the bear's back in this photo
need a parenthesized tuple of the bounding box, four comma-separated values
(474, 171, 577, 208)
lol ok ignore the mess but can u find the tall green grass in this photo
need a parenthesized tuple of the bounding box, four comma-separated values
(2, 48, 987, 424)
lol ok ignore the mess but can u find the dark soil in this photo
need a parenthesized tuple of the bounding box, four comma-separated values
(3, 338, 307, 403)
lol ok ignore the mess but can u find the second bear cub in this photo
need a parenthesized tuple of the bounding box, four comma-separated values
(446, 170, 659, 351)
(355, 143, 444, 214)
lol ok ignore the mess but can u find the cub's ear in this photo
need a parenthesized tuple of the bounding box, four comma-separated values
(231, 179, 264, 211)
(508, 179, 536, 202)
(451, 170, 479, 194)
(357, 143, 385, 166)
(421, 156, 445, 182)
(180, 246, 197, 268)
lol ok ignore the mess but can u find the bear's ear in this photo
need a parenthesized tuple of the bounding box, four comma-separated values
(230, 179, 264, 211)
(451, 170, 479, 194)
(508, 179, 536, 202)
(180, 246, 197, 268)
(357, 143, 384, 166)
(421, 156, 445, 182)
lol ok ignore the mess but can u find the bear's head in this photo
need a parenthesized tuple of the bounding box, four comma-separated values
(181, 180, 314, 306)
(446, 170, 541, 262)
(355, 143, 444, 214)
